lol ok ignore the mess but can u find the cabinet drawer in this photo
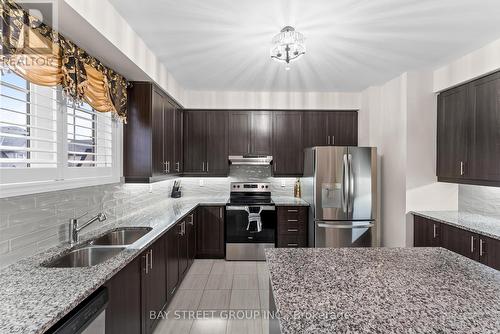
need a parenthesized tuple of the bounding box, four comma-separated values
(277, 206, 307, 223)
(277, 234, 307, 248)
(277, 222, 306, 235)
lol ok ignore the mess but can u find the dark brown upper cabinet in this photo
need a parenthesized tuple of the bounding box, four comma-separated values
(183, 111, 229, 176)
(273, 111, 303, 176)
(228, 111, 272, 156)
(437, 85, 470, 181)
(303, 111, 358, 148)
(437, 71, 500, 186)
(469, 72, 500, 183)
(124, 82, 182, 183)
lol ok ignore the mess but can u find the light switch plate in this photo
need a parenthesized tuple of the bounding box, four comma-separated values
(281, 180, 286, 187)
(199, 179, 204, 187)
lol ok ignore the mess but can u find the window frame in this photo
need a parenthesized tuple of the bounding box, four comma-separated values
(0, 75, 122, 198)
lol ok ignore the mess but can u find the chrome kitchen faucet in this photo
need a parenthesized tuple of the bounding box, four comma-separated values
(69, 212, 107, 246)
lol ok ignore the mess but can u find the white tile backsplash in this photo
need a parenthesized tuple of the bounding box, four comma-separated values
(0, 172, 299, 268)
(458, 184, 500, 219)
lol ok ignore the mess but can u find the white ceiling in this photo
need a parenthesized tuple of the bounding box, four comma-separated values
(109, 0, 500, 92)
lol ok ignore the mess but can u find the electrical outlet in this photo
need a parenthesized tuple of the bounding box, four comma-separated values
(149, 184, 153, 193)
(281, 180, 286, 187)
(199, 179, 204, 187)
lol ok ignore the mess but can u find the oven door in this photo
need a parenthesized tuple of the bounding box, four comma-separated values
(226, 205, 276, 243)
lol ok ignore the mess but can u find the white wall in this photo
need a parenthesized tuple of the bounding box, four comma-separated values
(185, 91, 361, 110)
(62, 0, 187, 105)
(434, 38, 500, 92)
(362, 71, 459, 247)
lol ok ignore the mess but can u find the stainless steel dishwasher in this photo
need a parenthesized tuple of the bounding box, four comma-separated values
(47, 287, 108, 334)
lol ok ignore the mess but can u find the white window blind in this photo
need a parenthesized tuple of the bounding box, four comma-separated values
(0, 71, 119, 193)
(67, 101, 113, 168)
(0, 72, 58, 182)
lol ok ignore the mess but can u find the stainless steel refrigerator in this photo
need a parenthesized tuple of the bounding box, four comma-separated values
(302, 147, 378, 248)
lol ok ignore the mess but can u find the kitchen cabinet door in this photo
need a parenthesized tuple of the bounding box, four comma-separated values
(469, 72, 500, 182)
(142, 236, 167, 334)
(166, 224, 180, 300)
(196, 206, 225, 258)
(105, 257, 142, 334)
(152, 89, 165, 177)
(273, 112, 303, 176)
(178, 221, 189, 277)
(162, 98, 175, 174)
(207, 112, 229, 175)
(183, 111, 208, 173)
(303, 112, 328, 148)
(229, 111, 251, 155)
(186, 213, 196, 266)
(327, 111, 358, 146)
(441, 223, 478, 260)
(478, 235, 500, 271)
(174, 108, 183, 173)
(437, 85, 470, 181)
(413, 216, 441, 247)
(251, 111, 273, 155)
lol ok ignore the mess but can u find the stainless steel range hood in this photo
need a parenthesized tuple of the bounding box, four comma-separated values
(228, 155, 273, 166)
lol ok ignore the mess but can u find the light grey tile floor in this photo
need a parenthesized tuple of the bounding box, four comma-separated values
(154, 260, 270, 334)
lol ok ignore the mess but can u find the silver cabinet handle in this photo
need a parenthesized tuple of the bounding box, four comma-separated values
(433, 224, 437, 239)
(287, 209, 298, 213)
(206, 161, 209, 173)
(470, 236, 475, 253)
(178, 222, 184, 236)
(287, 229, 299, 232)
(202, 162, 205, 172)
(219, 207, 223, 219)
(149, 249, 153, 270)
(327, 136, 330, 145)
(460, 161, 465, 176)
(287, 219, 298, 222)
(287, 243, 298, 247)
(480, 239, 485, 257)
(145, 252, 149, 274)
(274, 162, 277, 172)
(188, 214, 194, 226)
(331, 135, 335, 145)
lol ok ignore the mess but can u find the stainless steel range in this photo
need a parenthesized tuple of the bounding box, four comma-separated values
(225, 182, 276, 261)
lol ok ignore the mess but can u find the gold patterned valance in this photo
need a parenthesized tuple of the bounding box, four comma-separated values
(0, 0, 128, 121)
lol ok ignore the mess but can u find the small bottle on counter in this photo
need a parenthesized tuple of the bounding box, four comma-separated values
(294, 178, 301, 198)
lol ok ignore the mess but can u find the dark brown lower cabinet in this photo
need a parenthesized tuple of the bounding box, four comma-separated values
(413, 215, 441, 247)
(276, 206, 308, 248)
(196, 206, 225, 258)
(166, 222, 181, 300)
(478, 235, 500, 270)
(141, 235, 167, 334)
(414, 214, 500, 271)
(105, 257, 142, 334)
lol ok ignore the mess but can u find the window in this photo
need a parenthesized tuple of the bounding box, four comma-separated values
(0, 71, 120, 196)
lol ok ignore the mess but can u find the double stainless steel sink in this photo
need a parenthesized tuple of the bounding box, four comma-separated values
(43, 227, 152, 268)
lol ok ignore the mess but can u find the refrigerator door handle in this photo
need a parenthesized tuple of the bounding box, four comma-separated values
(348, 154, 354, 213)
(342, 154, 349, 213)
(317, 222, 374, 229)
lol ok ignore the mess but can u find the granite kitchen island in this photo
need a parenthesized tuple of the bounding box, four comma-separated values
(265, 248, 500, 334)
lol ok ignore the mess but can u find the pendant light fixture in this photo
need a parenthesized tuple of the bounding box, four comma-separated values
(270, 26, 306, 70)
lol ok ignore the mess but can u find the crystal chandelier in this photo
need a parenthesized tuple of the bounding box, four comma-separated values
(270, 26, 306, 69)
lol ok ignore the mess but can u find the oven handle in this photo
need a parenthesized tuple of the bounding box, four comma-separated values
(317, 221, 374, 229)
(226, 206, 275, 211)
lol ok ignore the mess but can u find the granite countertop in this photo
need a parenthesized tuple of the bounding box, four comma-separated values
(412, 211, 500, 240)
(0, 196, 228, 334)
(272, 196, 309, 206)
(265, 247, 500, 334)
